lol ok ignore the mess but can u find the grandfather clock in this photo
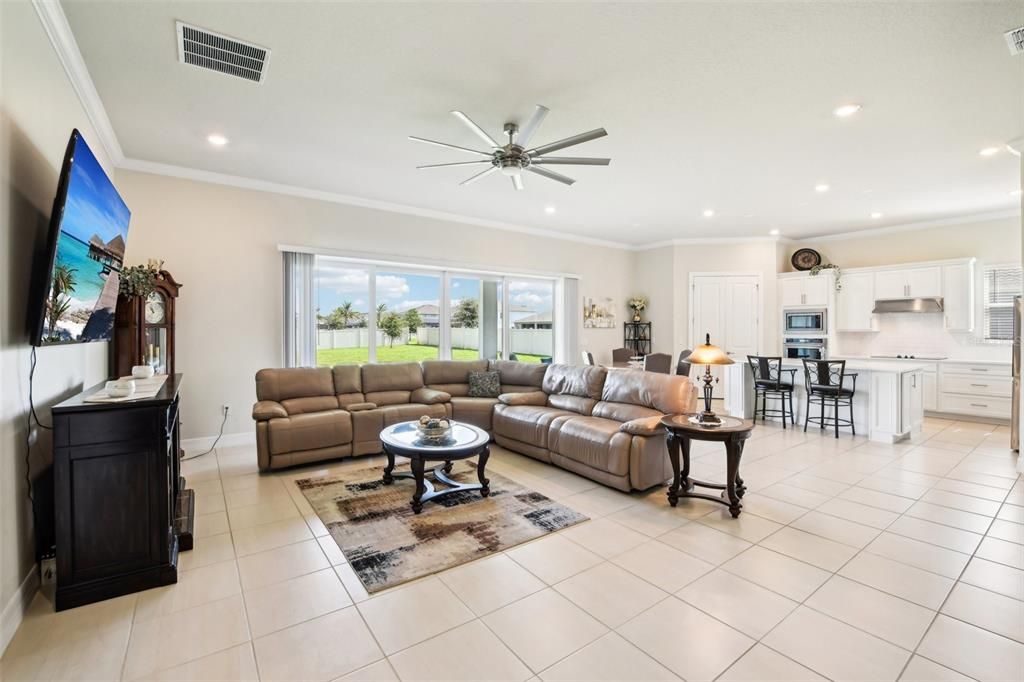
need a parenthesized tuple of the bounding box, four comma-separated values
(113, 270, 182, 379)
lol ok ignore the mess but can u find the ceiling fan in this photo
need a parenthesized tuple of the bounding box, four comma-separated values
(409, 105, 610, 190)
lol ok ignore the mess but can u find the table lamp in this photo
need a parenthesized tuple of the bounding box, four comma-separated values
(688, 333, 734, 426)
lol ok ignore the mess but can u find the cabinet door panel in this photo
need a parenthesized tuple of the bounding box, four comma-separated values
(923, 373, 938, 411)
(780, 278, 804, 307)
(942, 264, 974, 332)
(803, 275, 830, 306)
(874, 271, 907, 299)
(836, 272, 875, 331)
(907, 267, 942, 298)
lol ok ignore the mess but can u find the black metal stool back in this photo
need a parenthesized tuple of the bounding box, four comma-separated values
(746, 355, 796, 428)
(801, 359, 858, 438)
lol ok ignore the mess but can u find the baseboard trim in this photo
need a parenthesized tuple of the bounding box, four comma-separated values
(1, 565, 39, 656)
(181, 431, 255, 454)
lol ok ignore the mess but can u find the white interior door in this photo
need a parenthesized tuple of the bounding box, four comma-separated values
(691, 275, 761, 398)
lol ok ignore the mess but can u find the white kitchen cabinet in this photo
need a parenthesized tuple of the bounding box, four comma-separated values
(779, 274, 830, 307)
(942, 262, 975, 332)
(938, 361, 1013, 419)
(874, 266, 942, 299)
(901, 370, 925, 434)
(923, 371, 938, 411)
(835, 272, 876, 331)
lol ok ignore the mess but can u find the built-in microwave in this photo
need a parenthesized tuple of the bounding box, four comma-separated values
(784, 309, 827, 335)
(783, 337, 827, 360)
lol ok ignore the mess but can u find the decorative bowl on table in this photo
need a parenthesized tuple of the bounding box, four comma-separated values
(416, 416, 453, 443)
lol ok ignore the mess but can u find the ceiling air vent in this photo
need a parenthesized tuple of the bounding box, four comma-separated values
(1006, 26, 1024, 56)
(176, 21, 270, 82)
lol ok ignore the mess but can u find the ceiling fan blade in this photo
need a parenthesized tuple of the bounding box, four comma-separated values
(515, 105, 550, 148)
(451, 111, 501, 149)
(528, 128, 607, 157)
(460, 166, 498, 186)
(408, 136, 492, 157)
(511, 174, 524, 191)
(417, 160, 492, 169)
(526, 165, 576, 186)
(531, 157, 611, 166)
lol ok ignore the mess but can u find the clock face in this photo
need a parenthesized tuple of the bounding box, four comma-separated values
(145, 292, 166, 324)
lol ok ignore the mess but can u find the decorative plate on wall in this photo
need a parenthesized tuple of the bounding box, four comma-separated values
(791, 248, 822, 271)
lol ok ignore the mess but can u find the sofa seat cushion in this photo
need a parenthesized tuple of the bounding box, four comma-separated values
(268, 410, 352, 456)
(379, 402, 447, 427)
(493, 404, 576, 450)
(548, 416, 632, 477)
(450, 396, 499, 431)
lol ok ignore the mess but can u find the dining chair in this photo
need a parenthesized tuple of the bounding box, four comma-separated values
(802, 359, 859, 438)
(676, 349, 693, 376)
(643, 353, 672, 374)
(611, 347, 632, 363)
(747, 355, 797, 429)
(581, 351, 595, 366)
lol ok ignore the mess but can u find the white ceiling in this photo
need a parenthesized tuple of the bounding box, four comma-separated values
(63, 1, 1023, 246)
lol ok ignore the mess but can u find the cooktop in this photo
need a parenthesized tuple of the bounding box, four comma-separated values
(870, 354, 948, 360)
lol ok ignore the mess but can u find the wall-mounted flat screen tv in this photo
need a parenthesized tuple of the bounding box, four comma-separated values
(30, 129, 131, 346)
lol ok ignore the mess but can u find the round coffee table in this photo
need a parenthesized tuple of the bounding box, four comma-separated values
(660, 414, 754, 517)
(379, 421, 491, 514)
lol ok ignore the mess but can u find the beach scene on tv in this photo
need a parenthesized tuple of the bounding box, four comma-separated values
(40, 135, 130, 343)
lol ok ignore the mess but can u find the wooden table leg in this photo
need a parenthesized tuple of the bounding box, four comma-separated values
(666, 432, 681, 507)
(477, 447, 490, 497)
(410, 457, 426, 514)
(382, 445, 396, 484)
(725, 437, 743, 517)
(735, 441, 747, 499)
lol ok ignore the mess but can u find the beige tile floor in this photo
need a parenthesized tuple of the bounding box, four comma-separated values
(3, 416, 1023, 681)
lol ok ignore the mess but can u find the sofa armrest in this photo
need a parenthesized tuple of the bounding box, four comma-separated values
(346, 402, 378, 412)
(410, 387, 451, 405)
(498, 391, 548, 406)
(252, 400, 287, 421)
(619, 416, 666, 437)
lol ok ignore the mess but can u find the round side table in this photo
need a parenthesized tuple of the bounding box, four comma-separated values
(660, 414, 754, 517)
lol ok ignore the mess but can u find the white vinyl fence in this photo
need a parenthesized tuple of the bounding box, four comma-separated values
(318, 327, 553, 357)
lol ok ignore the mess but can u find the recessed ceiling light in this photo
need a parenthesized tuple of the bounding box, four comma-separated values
(207, 134, 229, 146)
(769, 229, 780, 236)
(871, 212, 884, 219)
(702, 209, 715, 218)
(814, 184, 830, 193)
(544, 206, 556, 215)
(833, 104, 861, 118)
(979, 147, 1000, 157)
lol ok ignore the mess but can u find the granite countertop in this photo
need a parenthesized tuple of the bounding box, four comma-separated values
(780, 359, 928, 373)
(833, 355, 1010, 367)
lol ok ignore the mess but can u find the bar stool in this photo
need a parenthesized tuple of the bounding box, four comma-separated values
(802, 359, 859, 438)
(747, 356, 796, 429)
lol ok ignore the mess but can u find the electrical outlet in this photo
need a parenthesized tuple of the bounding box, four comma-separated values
(221, 404, 231, 416)
(40, 557, 56, 585)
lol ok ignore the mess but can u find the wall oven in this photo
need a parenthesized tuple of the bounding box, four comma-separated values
(783, 337, 827, 361)
(784, 309, 827, 335)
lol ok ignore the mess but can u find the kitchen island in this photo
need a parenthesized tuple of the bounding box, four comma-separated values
(724, 358, 925, 443)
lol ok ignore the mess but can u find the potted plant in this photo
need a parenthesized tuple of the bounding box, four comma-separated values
(118, 259, 165, 298)
(628, 297, 647, 322)
(809, 263, 842, 291)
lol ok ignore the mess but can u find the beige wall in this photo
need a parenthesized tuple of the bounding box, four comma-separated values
(1, 1, 112, 649)
(629, 246, 675, 354)
(781, 216, 1021, 271)
(114, 170, 635, 440)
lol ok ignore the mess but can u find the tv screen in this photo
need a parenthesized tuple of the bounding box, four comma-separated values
(31, 130, 131, 346)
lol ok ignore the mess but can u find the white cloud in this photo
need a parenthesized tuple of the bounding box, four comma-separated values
(376, 275, 410, 299)
(314, 267, 410, 300)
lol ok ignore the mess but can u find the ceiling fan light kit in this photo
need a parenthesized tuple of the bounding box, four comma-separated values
(410, 105, 610, 190)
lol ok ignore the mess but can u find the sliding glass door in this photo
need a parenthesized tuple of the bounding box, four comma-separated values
(312, 256, 558, 366)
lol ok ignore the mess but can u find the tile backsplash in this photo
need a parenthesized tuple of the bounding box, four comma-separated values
(835, 313, 1011, 362)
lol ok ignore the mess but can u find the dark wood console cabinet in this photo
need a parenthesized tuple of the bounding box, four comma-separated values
(51, 374, 193, 611)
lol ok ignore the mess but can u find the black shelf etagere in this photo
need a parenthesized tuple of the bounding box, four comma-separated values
(624, 322, 651, 356)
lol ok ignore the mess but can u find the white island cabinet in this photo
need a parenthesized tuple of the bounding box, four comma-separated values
(725, 359, 925, 443)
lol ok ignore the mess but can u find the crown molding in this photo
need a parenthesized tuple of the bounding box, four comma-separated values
(632, 236, 781, 251)
(118, 157, 635, 250)
(32, 0, 123, 165)
(788, 209, 1021, 244)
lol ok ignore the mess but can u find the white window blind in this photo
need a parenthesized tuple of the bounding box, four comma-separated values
(982, 264, 1022, 341)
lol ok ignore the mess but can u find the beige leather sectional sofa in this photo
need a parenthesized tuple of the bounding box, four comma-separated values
(253, 359, 696, 491)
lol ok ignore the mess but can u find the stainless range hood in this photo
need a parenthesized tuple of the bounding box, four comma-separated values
(872, 297, 944, 314)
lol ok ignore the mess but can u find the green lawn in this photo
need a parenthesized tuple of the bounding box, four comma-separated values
(317, 345, 546, 365)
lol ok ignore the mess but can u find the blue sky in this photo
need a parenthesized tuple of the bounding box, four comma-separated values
(60, 133, 130, 245)
(315, 260, 554, 317)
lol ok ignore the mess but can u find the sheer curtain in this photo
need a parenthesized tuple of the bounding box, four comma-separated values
(282, 251, 316, 367)
(557, 278, 580, 364)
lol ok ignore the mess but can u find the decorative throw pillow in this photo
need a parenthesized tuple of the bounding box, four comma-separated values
(467, 370, 501, 398)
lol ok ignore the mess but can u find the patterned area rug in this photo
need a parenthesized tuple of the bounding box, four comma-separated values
(296, 460, 588, 593)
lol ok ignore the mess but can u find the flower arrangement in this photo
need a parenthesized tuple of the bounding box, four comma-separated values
(118, 259, 165, 298)
(628, 297, 648, 322)
(809, 263, 842, 291)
